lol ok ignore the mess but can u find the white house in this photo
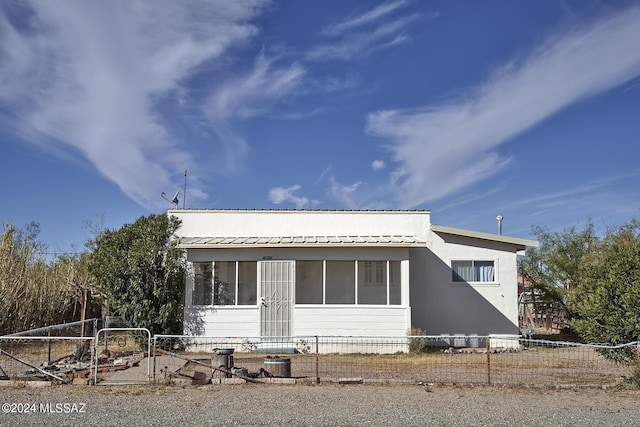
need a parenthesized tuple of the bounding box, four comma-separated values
(169, 209, 537, 339)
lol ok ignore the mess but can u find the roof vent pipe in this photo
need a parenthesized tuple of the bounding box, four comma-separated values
(496, 215, 503, 235)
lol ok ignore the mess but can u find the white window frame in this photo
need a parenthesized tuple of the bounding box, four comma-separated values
(295, 260, 402, 306)
(189, 261, 257, 307)
(449, 259, 499, 286)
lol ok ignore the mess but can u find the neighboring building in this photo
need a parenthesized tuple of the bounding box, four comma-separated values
(169, 209, 537, 339)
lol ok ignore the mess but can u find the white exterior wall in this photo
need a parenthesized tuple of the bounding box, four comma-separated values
(293, 306, 409, 336)
(169, 209, 431, 239)
(171, 210, 528, 338)
(411, 230, 520, 335)
(184, 306, 260, 336)
(180, 245, 412, 337)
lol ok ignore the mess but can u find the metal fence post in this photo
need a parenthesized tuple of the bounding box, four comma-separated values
(315, 335, 320, 384)
(47, 329, 52, 363)
(153, 335, 157, 382)
(486, 337, 491, 385)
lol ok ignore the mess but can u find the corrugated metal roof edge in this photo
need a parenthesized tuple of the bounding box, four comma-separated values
(168, 208, 430, 214)
(179, 243, 426, 249)
(178, 235, 427, 248)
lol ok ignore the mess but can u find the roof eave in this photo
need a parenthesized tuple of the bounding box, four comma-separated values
(430, 224, 539, 249)
(178, 243, 427, 249)
(177, 235, 427, 249)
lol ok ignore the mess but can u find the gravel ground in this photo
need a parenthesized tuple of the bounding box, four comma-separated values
(1, 383, 639, 426)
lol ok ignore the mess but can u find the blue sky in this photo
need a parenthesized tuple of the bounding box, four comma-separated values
(1, 0, 639, 255)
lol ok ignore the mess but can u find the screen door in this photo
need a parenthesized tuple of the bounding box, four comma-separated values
(259, 260, 294, 337)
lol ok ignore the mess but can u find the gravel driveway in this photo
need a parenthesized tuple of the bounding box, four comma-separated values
(1, 383, 639, 426)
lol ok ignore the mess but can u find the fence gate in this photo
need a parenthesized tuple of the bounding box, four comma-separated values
(94, 328, 151, 385)
(260, 260, 294, 337)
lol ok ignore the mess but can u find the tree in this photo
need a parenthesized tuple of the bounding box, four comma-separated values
(520, 221, 599, 319)
(88, 214, 185, 335)
(569, 219, 640, 363)
(521, 218, 640, 363)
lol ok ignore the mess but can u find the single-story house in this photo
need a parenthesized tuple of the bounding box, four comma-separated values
(169, 209, 537, 340)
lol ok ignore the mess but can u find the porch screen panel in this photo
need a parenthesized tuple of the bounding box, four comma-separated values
(260, 261, 293, 337)
(357, 261, 386, 305)
(238, 261, 257, 305)
(192, 262, 212, 305)
(325, 261, 355, 304)
(295, 261, 323, 304)
(214, 261, 236, 305)
(389, 261, 401, 305)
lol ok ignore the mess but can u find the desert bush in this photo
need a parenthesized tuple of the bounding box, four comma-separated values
(407, 328, 427, 353)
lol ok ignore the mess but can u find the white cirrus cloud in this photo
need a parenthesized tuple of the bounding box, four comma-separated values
(204, 52, 306, 174)
(327, 179, 365, 209)
(366, 6, 640, 208)
(0, 0, 270, 209)
(206, 52, 306, 122)
(307, 0, 427, 62)
(269, 184, 311, 209)
(371, 160, 386, 171)
(320, 0, 408, 37)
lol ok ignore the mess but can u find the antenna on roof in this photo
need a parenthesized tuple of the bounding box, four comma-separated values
(183, 169, 187, 209)
(161, 190, 180, 209)
(496, 215, 503, 235)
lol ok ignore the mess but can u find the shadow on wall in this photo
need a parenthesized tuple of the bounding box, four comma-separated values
(183, 308, 205, 335)
(411, 245, 518, 336)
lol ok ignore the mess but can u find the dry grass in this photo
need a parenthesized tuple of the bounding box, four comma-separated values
(2, 338, 631, 388)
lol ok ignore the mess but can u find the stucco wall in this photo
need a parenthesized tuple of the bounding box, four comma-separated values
(410, 231, 520, 335)
(169, 209, 431, 239)
(172, 210, 526, 338)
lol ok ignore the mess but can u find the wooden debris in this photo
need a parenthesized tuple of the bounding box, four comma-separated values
(338, 378, 363, 384)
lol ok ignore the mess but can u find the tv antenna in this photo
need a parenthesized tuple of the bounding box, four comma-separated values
(161, 190, 180, 209)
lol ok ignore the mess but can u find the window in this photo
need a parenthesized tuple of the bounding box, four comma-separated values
(296, 261, 323, 304)
(389, 261, 401, 304)
(238, 261, 257, 305)
(296, 260, 402, 306)
(452, 260, 496, 283)
(193, 262, 212, 305)
(361, 261, 385, 285)
(325, 261, 355, 304)
(215, 261, 236, 305)
(358, 261, 386, 304)
(195, 259, 403, 306)
(191, 261, 257, 306)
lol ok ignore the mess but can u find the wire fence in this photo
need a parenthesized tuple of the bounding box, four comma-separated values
(1, 318, 100, 338)
(0, 336, 93, 383)
(152, 335, 638, 387)
(1, 333, 637, 387)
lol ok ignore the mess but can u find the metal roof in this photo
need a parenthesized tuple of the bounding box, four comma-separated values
(178, 235, 426, 248)
(430, 225, 538, 249)
(169, 208, 430, 213)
